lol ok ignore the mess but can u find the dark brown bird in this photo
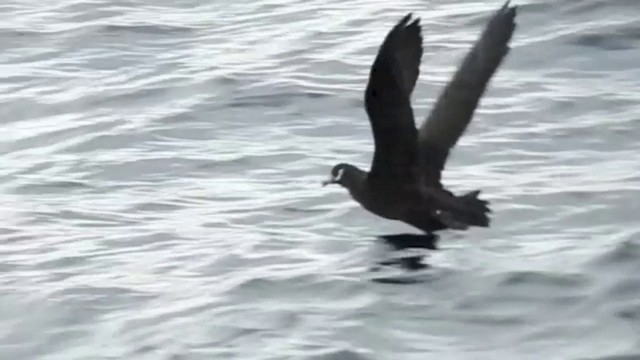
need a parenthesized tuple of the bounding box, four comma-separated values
(323, 1, 517, 234)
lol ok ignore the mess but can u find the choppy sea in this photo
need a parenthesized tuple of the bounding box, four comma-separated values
(2, 0, 640, 359)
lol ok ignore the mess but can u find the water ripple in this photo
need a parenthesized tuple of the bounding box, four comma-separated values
(1, 0, 640, 359)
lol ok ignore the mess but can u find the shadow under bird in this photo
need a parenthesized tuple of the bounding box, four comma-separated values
(323, 1, 518, 235)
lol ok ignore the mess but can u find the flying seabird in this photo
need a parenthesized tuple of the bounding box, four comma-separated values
(323, 1, 517, 234)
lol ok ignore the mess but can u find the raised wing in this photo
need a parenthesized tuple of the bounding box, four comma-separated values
(418, 1, 517, 187)
(365, 13, 424, 182)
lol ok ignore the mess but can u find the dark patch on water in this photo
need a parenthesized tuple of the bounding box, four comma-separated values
(367, 233, 439, 284)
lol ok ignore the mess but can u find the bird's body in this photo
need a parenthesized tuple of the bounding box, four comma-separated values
(323, 1, 518, 235)
(331, 163, 483, 232)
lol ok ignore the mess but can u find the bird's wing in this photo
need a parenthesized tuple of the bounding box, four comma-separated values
(365, 13, 424, 183)
(418, 1, 517, 187)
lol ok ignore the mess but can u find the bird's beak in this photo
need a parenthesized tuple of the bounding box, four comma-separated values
(322, 168, 344, 187)
(322, 175, 336, 187)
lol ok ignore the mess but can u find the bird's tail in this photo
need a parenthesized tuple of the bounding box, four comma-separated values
(427, 188, 492, 231)
(455, 190, 491, 227)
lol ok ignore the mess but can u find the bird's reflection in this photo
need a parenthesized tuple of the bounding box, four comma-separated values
(377, 233, 439, 251)
(369, 233, 439, 281)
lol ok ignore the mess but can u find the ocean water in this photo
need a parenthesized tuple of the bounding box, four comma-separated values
(2, 0, 640, 359)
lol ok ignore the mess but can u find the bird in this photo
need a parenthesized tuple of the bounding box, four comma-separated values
(322, 1, 517, 235)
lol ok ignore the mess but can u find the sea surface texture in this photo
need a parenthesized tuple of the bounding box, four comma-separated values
(1, 0, 640, 359)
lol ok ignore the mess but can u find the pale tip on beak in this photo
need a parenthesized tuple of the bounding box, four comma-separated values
(322, 176, 336, 187)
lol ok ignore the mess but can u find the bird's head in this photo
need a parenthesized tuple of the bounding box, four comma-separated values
(322, 163, 364, 188)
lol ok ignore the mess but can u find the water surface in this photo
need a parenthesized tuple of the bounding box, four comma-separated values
(1, 0, 640, 359)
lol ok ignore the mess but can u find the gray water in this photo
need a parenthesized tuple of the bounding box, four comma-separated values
(2, 0, 640, 359)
